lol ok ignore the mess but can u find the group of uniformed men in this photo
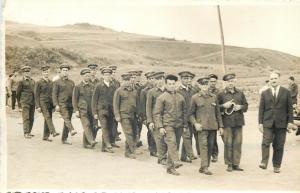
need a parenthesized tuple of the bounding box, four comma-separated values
(15, 63, 295, 176)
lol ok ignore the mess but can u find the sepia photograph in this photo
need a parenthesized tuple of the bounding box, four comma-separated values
(1, 0, 300, 191)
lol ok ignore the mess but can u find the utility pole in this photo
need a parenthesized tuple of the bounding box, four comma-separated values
(217, 5, 226, 74)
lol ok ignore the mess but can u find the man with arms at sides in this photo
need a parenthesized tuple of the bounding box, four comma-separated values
(189, 77, 224, 175)
(146, 72, 168, 165)
(218, 73, 248, 172)
(177, 71, 198, 163)
(154, 74, 186, 176)
(140, 71, 157, 157)
(109, 65, 122, 142)
(52, 64, 77, 145)
(92, 67, 119, 153)
(259, 71, 294, 173)
(16, 66, 35, 139)
(73, 68, 97, 149)
(208, 74, 221, 163)
(88, 63, 101, 139)
(7, 70, 20, 111)
(35, 65, 60, 142)
(113, 73, 139, 159)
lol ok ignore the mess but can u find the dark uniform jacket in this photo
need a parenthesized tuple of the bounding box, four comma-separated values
(16, 76, 35, 105)
(72, 81, 94, 113)
(146, 87, 165, 124)
(177, 84, 198, 110)
(90, 78, 101, 91)
(288, 83, 298, 105)
(113, 85, 138, 120)
(140, 85, 154, 121)
(92, 81, 118, 116)
(217, 87, 248, 128)
(259, 86, 293, 128)
(153, 90, 188, 129)
(189, 91, 223, 130)
(35, 78, 53, 108)
(52, 77, 75, 108)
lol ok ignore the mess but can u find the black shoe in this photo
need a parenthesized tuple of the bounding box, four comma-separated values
(259, 163, 267, 170)
(233, 165, 244, 171)
(62, 141, 72, 145)
(84, 145, 93, 149)
(116, 136, 121, 141)
(52, 132, 60, 137)
(91, 141, 98, 148)
(190, 155, 198, 160)
(29, 133, 35, 137)
(43, 138, 53, 142)
(167, 168, 180, 176)
(174, 161, 183, 169)
(136, 141, 143, 147)
(181, 157, 192, 163)
(71, 130, 77, 136)
(150, 152, 158, 157)
(125, 153, 136, 159)
(200, 167, 212, 175)
(24, 134, 31, 139)
(102, 147, 114, 153)
(158, 159, 167, 165)
(111, 143, 120, 148)
(227, 165, 233, 172)
(274, 167, 280, 173)
(211, 156, 218, 163)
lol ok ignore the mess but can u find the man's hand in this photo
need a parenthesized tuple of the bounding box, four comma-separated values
(116, 117, 121, 122)
(159, 128, 166, 136)
(93, 114, 98, 120)
(183, 127, 190, 138)
(233, 104, 242, 111)
(222, 100, 234, 109)
(259, 124, 264, 133)
(219, 128, 224, 136)
(37, 107, 41, 113)
(287, 123, 296, 133)
(149, 123, 154, 132)
(55, 105, 60, 112)
(75, 111, 80, 118)
(194, 123, 202, 132)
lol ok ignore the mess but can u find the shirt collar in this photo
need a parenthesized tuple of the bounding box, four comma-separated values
(180, 83, 189, 90)
(24, 76, 30, 81)
(82, 80, 89, 85)
(103, 80, 110, 87)
(156, 86, 165, 92)
(225, 87, 237, 94)
(42, 77, 50, 82)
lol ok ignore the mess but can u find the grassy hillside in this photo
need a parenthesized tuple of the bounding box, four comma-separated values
(5, 21, 300, 107)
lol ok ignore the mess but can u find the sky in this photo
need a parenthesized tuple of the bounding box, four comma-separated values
(3, 0, 300, 57)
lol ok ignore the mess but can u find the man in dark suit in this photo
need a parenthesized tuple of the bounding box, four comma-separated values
(259, 71, 294, 173)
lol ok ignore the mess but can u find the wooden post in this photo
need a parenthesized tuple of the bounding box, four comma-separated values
(217, 5, 226, 74)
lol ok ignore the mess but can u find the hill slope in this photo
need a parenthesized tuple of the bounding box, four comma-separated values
(5, 20, 300, 75)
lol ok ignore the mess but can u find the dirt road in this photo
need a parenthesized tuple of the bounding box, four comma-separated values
(6, 109, 300, 190)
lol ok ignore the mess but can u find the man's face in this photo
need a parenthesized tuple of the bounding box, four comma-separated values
(288, 79, 293, 85)
(165, 79, 176, 92)
(270, 73, 280, 87)
(156, 77, 165, 87)
(130, 75, 136, 84)
(208, 78, 217, 88)
(42, 69, 50, 78)
(225, 78, 236, 89)
(23, 71, 31, 77)
(136, 75, 141, 83)
(181, 76, 192, 86)
(102, 72, 112, 82)
(90, 69, 97, 77)
(82, 73, 91, 82)
(201, 84, 209, 92)
(60, 68, 69, 77)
